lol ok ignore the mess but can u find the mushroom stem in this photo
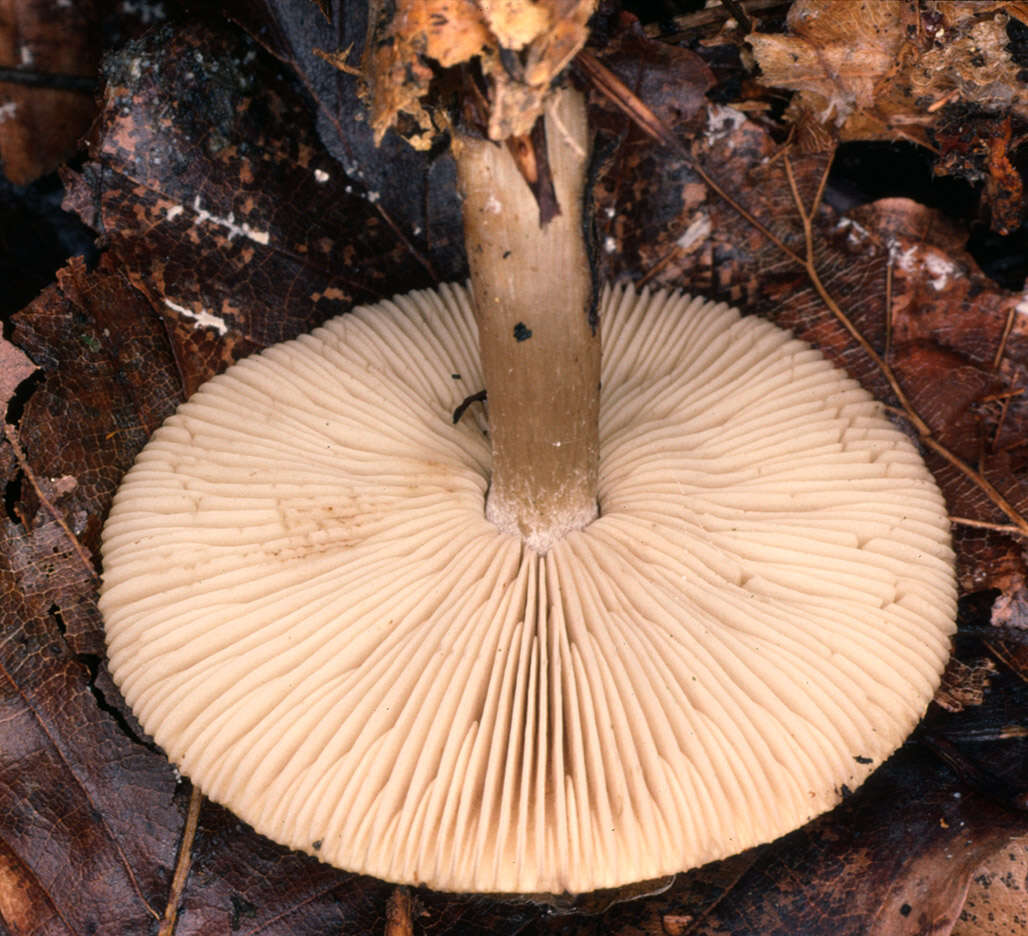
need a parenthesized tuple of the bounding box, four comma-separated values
(456, 88, 599, 552)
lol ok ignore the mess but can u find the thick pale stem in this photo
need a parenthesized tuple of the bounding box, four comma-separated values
(457, 89, 599, 552)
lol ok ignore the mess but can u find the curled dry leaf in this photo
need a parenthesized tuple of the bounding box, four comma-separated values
(0, 337, 37, 419)
(747, 0, 911, 138)
(363, 0, 595, 144)
(749, 0, 1028, 213)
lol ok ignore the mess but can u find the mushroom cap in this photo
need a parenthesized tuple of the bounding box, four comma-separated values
(100, 284, 956, 894)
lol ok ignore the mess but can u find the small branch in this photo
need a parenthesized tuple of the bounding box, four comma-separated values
(884, 253, 894, 360)
(156, 784, 203, 936)
(944, 725, 1028, 741)
(638, 246, 681, 287)
(644, 0, 785, 39)
(809, 147, 834, 218)
(922, 436, 1028, 537)
(720, 0, 753, 33)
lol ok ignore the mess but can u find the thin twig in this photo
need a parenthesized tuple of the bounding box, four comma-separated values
(782, 156, 931, 436)
(574, 50, 804, 267)
(884, 252, 894, 359)
(949, 516, 1027, 536)
(384, 887, 414, 936)
(781, 155, 1028, 538)
(645, 0, 785, 39)
(944, 725, 1028, 741)
(3, 423, 98, 579)
(809, 148, 834, 217)
(638, 246, 681, 287)
(720, 0, 753, 33)
(992, 303, 1016, 371)
(157, 785, 203, 936)
(991, 395, 1013, 452)
(923, 437, 1028, 536)
(980, 388, 1025, 403)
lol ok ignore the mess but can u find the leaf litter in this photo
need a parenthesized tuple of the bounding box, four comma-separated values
(2, 2, 1027, 934)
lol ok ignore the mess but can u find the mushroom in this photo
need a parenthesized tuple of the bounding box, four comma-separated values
(99, 89, 956, 894)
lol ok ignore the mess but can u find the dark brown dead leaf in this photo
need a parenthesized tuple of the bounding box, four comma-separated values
(524, 750, 1027, 936)
(589, 20, 716, 133)
(936, 657, 998, 713)
(209, 0, 468, 283)
(0, 0, 98, 184)
(62, 22, 453, 397)
(4, 8, 1028, 935)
